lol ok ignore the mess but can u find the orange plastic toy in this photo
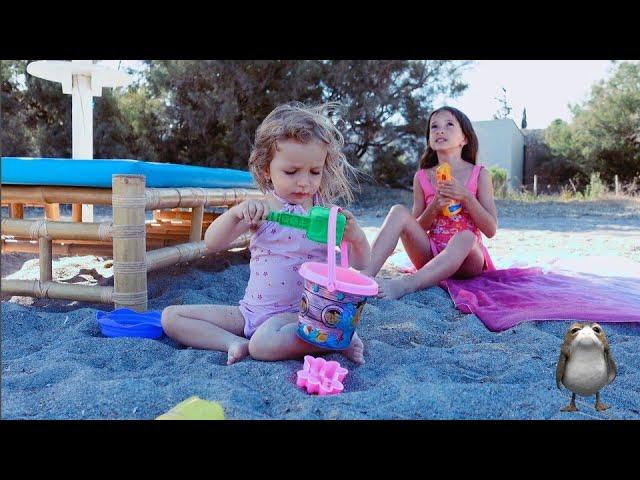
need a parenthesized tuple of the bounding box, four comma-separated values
(435, 163, 463, 217)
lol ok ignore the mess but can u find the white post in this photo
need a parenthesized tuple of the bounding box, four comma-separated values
(533, 174, 538, 196)
(615, 175, 620, 196)
(72, 60, 94, 222)
(26, 60, 132, 224)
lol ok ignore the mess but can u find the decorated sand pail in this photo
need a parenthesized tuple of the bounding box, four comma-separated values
(297, 206, 378, 350)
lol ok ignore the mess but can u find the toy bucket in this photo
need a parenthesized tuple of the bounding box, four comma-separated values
(297, 206, 378, 350)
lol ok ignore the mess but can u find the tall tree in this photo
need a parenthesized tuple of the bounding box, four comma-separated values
(493, 86, 512, 119)
(3, 59, 471, 186)
(143, 60, 325, 168)
(545, 61, 640, 181)
(320, 61, 468, 161)
(521, 107, 528, 129)
(1, 60, 35, 156)
(24, 61, 72, 158)
(319, 60, 469, 185)
(141, 60, 469, 185)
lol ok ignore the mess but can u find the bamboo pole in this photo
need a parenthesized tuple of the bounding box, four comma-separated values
(44, 203, 60, 220)
(1, 235, 218, 255)
(72, 204, 83, 222)
(10, 204, 24, 219)
(146, 242, 208, 272)
(145, 187, 263, 209)
(112, 175, 147, 311)
(39, 238, 53, 283)
(189, 205, 204, 242)
(1, 219, 113, 241)
(1, 185, 113, 205)
(2, 202, 59, 208)
(146, 234, 250, 272)
(2, 185, 263, 209)
(2, 239, 114, 256)
(1, 279, 113, 304)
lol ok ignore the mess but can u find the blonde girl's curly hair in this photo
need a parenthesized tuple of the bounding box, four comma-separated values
(248, 102, 357, 205)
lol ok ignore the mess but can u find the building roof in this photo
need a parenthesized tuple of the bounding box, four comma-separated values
(472, 118, 525, 139)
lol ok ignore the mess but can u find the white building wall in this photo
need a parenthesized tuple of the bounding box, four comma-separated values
(472, 119, 524, 190)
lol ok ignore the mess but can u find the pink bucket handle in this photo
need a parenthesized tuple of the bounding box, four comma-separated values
(326, 206, 349, 292)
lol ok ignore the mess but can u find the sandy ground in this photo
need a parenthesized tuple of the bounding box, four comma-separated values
(2, 190, 639, 419)
(350, 186, 640, 274)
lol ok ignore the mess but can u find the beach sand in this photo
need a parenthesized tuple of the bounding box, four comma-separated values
(2, 190, 639, 419)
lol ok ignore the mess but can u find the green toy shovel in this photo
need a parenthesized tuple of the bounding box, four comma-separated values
(266, 205, 346, 245)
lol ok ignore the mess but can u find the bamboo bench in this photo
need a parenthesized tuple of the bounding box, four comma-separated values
(1, 175, 263, 311)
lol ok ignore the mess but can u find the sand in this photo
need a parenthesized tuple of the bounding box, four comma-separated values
(2, 193, 639, 419)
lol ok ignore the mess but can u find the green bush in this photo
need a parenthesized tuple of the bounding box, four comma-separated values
(488, 166, 508, 198)
(371, 147, 413, 188)
(585, 172, 608, 199)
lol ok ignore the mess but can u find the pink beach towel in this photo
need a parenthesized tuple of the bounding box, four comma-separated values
(441, 266, 640, 332)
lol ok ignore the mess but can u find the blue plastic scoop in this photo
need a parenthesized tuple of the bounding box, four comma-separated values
(96, 308, 163, 339)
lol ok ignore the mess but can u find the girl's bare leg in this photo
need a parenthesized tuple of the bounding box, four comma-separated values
(161, 304, 249, 365)
(248, 313, 365, 364)
(362, 204, 432, 278)
(378, 230, 485, 300)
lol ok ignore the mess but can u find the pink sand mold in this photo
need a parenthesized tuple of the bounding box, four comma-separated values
(296, 355, 348, 395)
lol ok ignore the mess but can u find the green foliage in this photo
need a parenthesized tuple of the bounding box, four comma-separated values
(488, 166, 508, 197)
(544, 119, 576, 159)
(543, 61, 640, 182)
(141, 60, 327, 168)
(2, 60, 469, 186)
(584, 172, 607, 199)
(319, 60, 469, 170)
(370, 146, 412, 188)
(493, 86, 512, 119)
(1, 60, 34, 155)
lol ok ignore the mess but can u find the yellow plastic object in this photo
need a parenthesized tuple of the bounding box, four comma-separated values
(435, 163, 463, 217)
(156, 396, 225, 420)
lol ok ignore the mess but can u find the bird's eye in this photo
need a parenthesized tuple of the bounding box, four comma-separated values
(593, 326, 601, 333)
(571, 328, 580, 334)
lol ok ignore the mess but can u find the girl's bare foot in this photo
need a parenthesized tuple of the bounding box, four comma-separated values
(360, 268, 375, 279)
(344, 332, 365, 364)
(227, 340, 250, 365)
(377, 277, 412, 300)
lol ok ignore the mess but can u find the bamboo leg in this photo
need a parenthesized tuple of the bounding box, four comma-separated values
(1, 186, 113, 205)
(1, 218, 112, 241)
(146, 234, 250, 272)
(189, 205, 205, 242)
(44, 203, 60, 220)
(82, 204, 94, 222)
(39, 238, 53, 283)
(1, 279, 113, 304)
(72, 204, 83, 222)
(112, 175, 147, 311)
(2, 239, 113, 257)
(10, 203, 24, 219)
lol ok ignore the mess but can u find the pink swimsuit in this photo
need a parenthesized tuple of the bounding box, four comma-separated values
(416, 164, 495, 271)
(238, 194, 327, 338)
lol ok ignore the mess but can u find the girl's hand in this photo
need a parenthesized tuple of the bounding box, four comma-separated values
(235, 199, 270, 227)
(341, 209, 367, 245)
(437, 177, 471, 203)
(433, 193, 452, 210)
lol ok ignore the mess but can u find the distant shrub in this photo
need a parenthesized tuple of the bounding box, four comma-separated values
(488, 166, 508, 198)
(585, 172, 608, 199)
